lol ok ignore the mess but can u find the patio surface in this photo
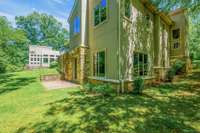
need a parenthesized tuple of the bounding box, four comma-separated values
(42, 80, 80, 90)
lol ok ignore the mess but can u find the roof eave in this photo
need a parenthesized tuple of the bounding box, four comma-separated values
(68, 0, 78, 23)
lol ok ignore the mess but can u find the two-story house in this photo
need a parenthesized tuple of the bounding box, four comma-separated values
(59, 0, 190, 90)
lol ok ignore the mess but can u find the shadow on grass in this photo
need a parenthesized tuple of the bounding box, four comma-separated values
(186, 71, 200, 81)
(16, 72, 200, 133)
(0, 73, 36, 95)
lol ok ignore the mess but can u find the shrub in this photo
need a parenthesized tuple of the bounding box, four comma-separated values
(50, 61, 58, 68)
(133, 77, 144, 95)
(6, 64, 22, 72)
(193, 60, 200, 69)
(0, 62, 6, 73)
(83, 83, 114, 96)
(166, 60, 185, 81)
(83, 82, 95, 92)
(94, 84, 114, 96)
(166, 68, 176, 82)
(173, 60, 185, 74)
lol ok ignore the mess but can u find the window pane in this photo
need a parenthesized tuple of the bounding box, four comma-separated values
(94, 6, 100, 26)
(77, 17, 80, 33)
(50, 58, 54, 62)
(174, 42, 179, 49)
(144, 54, 148, 75)
(73, 16, 80, 34)
(139, 54, 144, 76)
(100, 5, 107, 22)
(133, 53, 139, 76)
(173, 29, 180, 39)
(144, 54, 148, 64)
(93, 54, 97, 76)
(134, 53, 139, 65)
(98, 51, 105, 76)
(125, 0, 131, 18)
(101, 0, 106, 7)
(43, 58, 48, 64)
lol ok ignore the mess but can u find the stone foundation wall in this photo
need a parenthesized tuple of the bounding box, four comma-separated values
(61, 46, 89, 84)
(88, 77, 155, 93)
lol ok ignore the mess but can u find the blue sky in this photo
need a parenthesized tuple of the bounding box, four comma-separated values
(0, 0, 74, 29)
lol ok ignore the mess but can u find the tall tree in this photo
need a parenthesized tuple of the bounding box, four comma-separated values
(0, 16, 29, 73)
(15, 12, 69, 50)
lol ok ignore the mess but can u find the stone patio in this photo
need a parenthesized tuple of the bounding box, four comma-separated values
(42, 80, 80, 90)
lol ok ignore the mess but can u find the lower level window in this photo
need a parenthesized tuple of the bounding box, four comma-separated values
(43, 58, 48, 64)
(50, 58, 55, 62)
(133, 52, 148, 76)
(93, 51, 105, 77)
(174, 42, 180, 49)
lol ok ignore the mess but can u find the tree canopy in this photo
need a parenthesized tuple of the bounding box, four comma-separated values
(15, 12, 69, 50)
(0, 12, 69, 73)
(0, 17, 29, 72)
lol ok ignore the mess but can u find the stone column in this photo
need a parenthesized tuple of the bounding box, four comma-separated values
(154, 14, 161, 67)
(153, 14, 162, 80)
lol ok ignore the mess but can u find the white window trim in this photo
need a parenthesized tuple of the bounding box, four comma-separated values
(92, 49, 107, 78)
(93, 0, 109, 28)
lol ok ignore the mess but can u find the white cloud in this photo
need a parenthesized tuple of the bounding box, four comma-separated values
(51, 0, 65, 4)
(55, 16, 69, 29)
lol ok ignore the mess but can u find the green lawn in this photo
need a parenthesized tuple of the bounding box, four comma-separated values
(0, 68, 200, 133)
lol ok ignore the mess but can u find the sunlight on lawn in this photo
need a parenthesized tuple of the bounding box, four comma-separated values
(0, 68, 200, 133)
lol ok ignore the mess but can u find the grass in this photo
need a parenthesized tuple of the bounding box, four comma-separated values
(0, 68, 200, 133)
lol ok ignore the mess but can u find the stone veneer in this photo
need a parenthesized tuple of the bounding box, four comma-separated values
(61, 46, 89, 84)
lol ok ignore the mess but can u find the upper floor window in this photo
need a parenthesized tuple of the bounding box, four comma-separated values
(73, 16, 80, 34)
(125, 0, 131, 18)
(172, 29, 180, 39)
(94, 0, 107, 26)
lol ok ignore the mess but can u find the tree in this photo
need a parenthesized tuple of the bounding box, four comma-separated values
(0, 16, 29, 73)
(15, 12, 69, 50)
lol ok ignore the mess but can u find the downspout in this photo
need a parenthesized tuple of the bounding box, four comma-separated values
(118, 0, 124, 93)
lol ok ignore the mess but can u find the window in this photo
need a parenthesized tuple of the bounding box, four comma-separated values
(125, 0, 131, 18)
(174, 42, 180, 49)
(43, 58, 48, 64)
(31, 58, 33, 61)
(94, 0, 107, 26)
(73, 16, 80, 34)
(133, 52, 148, 76)
(50, 58, 55, 62)
(173, 29, 180, 39)
(93, 51, 105, 77)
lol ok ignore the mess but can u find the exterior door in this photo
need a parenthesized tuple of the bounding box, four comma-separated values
(73, 58, 78, 80)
